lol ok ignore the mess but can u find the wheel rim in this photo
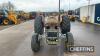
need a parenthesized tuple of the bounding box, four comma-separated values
(3, 20, 9, 25)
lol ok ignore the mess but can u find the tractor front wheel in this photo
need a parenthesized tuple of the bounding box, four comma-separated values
(31, 33, 40, 52)
(64, 32, 74, 52)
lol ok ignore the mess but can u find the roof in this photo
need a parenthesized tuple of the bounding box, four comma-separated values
(78, 3, 100, 9)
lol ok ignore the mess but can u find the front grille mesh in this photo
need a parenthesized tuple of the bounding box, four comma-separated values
(47, 32, 57, 37)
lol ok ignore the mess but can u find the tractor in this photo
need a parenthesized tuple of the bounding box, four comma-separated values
(31, 13, 74, 52)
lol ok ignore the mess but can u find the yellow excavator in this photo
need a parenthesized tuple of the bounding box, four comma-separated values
(1, 10, 20, 25)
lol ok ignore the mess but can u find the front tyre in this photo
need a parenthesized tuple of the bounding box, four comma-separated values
(64, 32, 74, 52)
(31, 33, 40, 52)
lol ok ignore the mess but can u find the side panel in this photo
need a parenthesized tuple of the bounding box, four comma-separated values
(89, 5, 95, 23)
(75, 8, 80, 20)
(80, 5, 95, 23)
(80, 6, 88, 21)
(95, 4, 100, 24)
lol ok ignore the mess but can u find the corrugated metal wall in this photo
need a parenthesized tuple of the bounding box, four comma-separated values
(80, 5, 95, 23)
(89, 5, 95, 23)
(80, 6, 88, 21)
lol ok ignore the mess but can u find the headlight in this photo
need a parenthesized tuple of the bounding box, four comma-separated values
(56, 39, 58, 41)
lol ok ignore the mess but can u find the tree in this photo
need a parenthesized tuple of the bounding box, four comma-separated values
(0, 1, 15, 11)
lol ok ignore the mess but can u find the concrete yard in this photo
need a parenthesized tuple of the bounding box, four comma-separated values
(0, 20, 99, 56)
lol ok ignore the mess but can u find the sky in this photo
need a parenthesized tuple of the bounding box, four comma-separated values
(0, 0, 100, 12)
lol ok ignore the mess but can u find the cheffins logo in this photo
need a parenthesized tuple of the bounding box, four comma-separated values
(97, 17, 100, 21)
(69, 46, 94, 52)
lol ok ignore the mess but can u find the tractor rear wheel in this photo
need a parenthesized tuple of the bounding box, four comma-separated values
(60, 16, 70, 34)
(34, 16, 44, 35)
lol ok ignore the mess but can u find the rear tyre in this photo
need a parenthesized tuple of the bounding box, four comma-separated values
(3, 19, 9, 25)
(3, 19, 14, 25)
(31, 33, 40, 52)
(34, 16, 44, 35)
(64, 32, 74, 52)
(60, 16, 70, 34)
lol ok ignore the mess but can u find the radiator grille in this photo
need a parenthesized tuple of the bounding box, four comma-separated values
(47, 32, 57, 37)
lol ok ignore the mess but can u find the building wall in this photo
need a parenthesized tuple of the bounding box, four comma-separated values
(95, 3, 100, 24)
(80, 6, 88, 21)
(75, 8, 80, 20)
(89, 5, 95, 23)
(80, 5, 95, 23)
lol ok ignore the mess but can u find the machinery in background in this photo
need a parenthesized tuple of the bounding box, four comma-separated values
(23, 13, 30, 20)
(29, 12, 36, 19)
(0, 10, 20, 25)
(68, 10, 76, 21)
(17, 11, 30, 21)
